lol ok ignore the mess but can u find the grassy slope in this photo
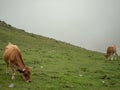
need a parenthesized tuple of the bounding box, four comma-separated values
(0, 22, 120, 90)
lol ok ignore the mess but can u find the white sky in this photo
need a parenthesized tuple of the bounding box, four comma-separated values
(0, 0, 120, 54)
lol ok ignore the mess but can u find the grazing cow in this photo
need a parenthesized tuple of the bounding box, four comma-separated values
(104, 45, 118, 60)
(3, 42, 31, 82)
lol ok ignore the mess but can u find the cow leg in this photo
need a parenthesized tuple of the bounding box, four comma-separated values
(110, 54, 114, 60)
(10, 63, 15, 80)
(107, 55, 111, 60)
(6, 63, 9, 74)
(111, 56, 114, 60)
(114, 52, 118, 60)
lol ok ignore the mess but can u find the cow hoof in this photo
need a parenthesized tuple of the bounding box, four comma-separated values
(12, 76, 15, 80)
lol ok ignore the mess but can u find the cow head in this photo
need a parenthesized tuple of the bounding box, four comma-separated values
(17, 67, 31, 82)
(104, 54, 109, 59)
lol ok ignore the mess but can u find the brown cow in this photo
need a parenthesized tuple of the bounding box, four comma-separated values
(104, 45, 118, 60)
(3, 42, 31, 82)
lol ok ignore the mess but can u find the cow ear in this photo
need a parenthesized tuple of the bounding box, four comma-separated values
(22, 68, 26, 72)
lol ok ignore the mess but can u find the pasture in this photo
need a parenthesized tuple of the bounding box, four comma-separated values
(0, 22, 120, 90)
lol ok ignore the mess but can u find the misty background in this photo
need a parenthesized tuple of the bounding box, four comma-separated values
(0, 0, 120, 54)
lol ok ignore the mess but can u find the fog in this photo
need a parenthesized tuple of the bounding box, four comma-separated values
(0, 0, 120, 54)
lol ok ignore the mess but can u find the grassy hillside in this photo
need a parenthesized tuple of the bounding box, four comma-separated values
(0, 21, 120, 90)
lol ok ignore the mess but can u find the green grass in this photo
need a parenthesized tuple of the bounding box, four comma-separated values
(0, 21, 120, 90)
